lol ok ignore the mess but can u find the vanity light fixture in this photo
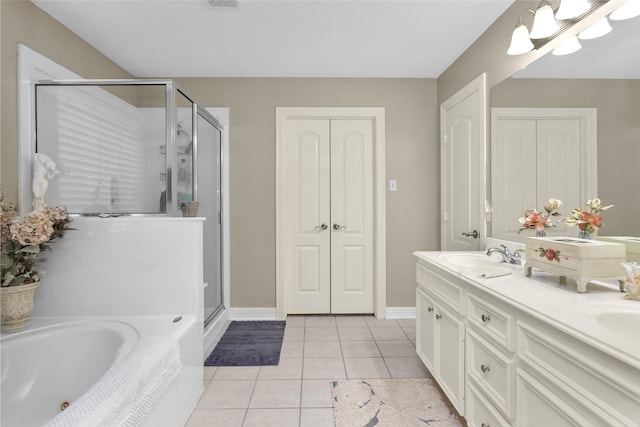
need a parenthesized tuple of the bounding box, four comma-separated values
(507, 0, 609, 56)
(610, 0, 640, 20)
(552, 35, 582, 55)
(530, 1, 560, 39)
(555, 0, 591, 20)
(578, 17, 612, 39)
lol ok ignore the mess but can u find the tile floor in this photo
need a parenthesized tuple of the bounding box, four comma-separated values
(186, 315, 452, 427)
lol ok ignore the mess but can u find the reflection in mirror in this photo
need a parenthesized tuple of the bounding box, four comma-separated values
(36, 84, 167, 215)
(490, 14, 640, 239)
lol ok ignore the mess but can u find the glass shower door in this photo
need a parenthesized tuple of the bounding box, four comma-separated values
(197, 109, 224, 325)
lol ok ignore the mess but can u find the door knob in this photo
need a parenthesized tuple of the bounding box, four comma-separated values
(462, 230, 479, 239)
(314, 223, 328, 231)
(333, 223, 346, 230)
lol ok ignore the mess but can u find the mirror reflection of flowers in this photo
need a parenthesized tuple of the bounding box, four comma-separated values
(562, 198, 613, 238)
(1, 193, 72, 287)
(518, 198, 563, 237)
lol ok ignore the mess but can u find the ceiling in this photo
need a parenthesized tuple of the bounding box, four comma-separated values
(31, 0, 515, 78)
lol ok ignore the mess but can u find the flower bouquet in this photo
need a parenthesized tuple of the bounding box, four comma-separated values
(518, 199, 563, 237)
(1, 193, 72, 332)
(562, 198, 613, 239)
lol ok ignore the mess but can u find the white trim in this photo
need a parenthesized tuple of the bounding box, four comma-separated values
(18, 44, 82, 213)
(228, 307, 278, 321)
(440, 74, 487, 250)
(386, 307, 416, 319)
(275, 107, 387, 320)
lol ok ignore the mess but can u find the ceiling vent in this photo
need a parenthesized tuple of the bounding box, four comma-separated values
(208, 0, 238, 7)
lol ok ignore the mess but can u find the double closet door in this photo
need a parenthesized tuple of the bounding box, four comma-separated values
(283, 118, 374, 314)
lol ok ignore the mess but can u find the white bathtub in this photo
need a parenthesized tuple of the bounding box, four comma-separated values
(1, 316, 203, 427)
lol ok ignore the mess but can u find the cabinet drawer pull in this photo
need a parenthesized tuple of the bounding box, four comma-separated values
(481, 313, 491, 323)
(481, 423, 490, 427)
(480, 364, 491, 373)
(428, 306, 434, 312)
(435, 313, 442, 320)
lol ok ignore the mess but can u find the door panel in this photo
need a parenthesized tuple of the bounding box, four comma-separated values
(285, 119, 331, 313)
(330, 119, 374, 314)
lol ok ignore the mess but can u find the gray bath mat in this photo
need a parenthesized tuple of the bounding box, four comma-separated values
(204, 321, 286, 366)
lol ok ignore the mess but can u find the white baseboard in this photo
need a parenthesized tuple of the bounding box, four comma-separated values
(228, 307, 277, 321)
(227, 307, 414, 320)
(385, 307, 416, 319)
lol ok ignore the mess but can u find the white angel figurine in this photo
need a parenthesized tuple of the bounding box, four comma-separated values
(32, 153, 59, 211)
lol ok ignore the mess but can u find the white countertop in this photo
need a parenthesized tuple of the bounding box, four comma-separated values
(414, 251, 640, 370)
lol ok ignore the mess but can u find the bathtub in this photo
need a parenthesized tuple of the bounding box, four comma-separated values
(1, 316, 203, 427)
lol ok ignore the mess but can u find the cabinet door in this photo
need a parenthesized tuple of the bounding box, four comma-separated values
(435, 302, 466, 416)
(416, 287, 436, 374)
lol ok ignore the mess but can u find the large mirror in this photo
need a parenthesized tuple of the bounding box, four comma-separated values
(490, 14, 640, 239)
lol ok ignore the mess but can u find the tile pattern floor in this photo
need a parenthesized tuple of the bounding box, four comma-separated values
(186, 315, 455, 427)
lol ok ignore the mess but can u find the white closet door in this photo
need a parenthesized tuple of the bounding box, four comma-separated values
(284, 119, 332, 314)
(492, 119, 537, 242)
(491, 108, 594, 243)
(330, 119, 374, 314)
(282, 117, 374, 314)
(536, 119, 581, 236)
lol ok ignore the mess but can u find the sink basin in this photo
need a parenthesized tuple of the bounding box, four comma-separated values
(438, 253, 502, 268)
(594, 311, 640, 341)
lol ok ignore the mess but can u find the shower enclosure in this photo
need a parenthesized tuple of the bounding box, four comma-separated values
(32, 80, 225, 326)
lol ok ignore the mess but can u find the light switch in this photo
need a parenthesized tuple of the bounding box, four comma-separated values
(389, 179, 397, 192)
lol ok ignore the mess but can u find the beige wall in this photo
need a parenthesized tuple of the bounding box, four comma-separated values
(1, 0, 439, 309)
(175, 78, 439, 308)
(492, 78, 640, 236)
(0, 0, 132, 203)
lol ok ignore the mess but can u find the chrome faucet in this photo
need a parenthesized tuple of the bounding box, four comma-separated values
(486, 245, 522, 265)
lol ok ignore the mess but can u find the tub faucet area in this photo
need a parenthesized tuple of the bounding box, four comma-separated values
(486, 245, 522, 265)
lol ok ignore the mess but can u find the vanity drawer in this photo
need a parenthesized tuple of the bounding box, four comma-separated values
(466, 379, 511, 427)
(467, 292, 515, 351)
(417, 262, 464, 314)
(517, 320, 640, 425)
(467, 329, 516, 420)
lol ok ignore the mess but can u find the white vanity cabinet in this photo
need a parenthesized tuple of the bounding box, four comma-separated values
(415, 252, 640, 427)
(416, 263, 466, 415)
(465, 292, 516, 427)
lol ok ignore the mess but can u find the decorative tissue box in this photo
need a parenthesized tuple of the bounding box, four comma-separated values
(595, 236, 640, 263)
(524, 236, 626, 293)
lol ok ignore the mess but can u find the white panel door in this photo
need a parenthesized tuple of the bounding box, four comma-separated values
(492, 119, 537, 241)
(283, 117, 373, 314)
(536, 119, 581, 237)
(441, 75, 486, 251)
(284, 119, 332, 314)
(491, 109, 594, 242)
(330, 119, 374, 314)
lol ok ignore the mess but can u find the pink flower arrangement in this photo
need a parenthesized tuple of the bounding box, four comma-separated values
(518, 199, 563, 235)
(1, 194, 72, 287)
(562, 198, 613, 234)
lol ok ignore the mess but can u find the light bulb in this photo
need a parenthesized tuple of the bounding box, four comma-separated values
(578, 17, 612, 40)
(530, 3, 560, 39)
(610, 0, 640, 20)
(552, 36, 582, 55)
(507, 24, 535, 55)
(555, 0, 590, 20)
